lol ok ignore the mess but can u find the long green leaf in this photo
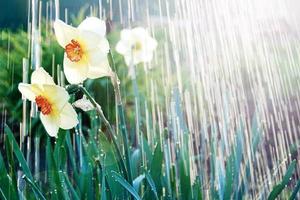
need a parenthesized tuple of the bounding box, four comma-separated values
(282, 160, 297, 186)
(46, 137, 66, 200)
(192, 177, 203, 200)
(0, 151, 18, 200)
(268, 160, 297, 200)
(289, 180, 300, 200)
(224, 153, 235, 199)
(179, 134, 192, 199)
(111, 171, 141, 200)
(145, 172, 158, 199)
(65, 133, 80, 184)
(133, 174, 145, 192)
(4, 124, 45, 199)
(0, 187, 7, 200)
(101, 169, 107, 200)
(149, 143, 163, 196)
(54, 131, 67, 169)
(4, 125, 33, 180)
(4, 138, 18, 198)
(23, 175, 46, 200)
(62, 173, 80, 200)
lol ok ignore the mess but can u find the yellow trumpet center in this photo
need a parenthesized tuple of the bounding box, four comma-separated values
(65, 39, 83, 62)
(133, 41, 142, 51)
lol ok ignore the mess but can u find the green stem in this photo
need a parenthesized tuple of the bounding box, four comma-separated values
(68, 85, 128, 182)
(108, 50, 133, 185)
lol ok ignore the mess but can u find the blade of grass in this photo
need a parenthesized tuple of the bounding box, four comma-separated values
(111, 171, 141, 200)
(289, 180, 300, 200)
(0, 150, 18, 200)
(281, 160, 297, 186)
(145, 172, 158, 200)
(98, 133, 125, 199)
(54, 131, 67, 169)
(101, 167, 107, 200)
(4, 138, 18, 199)
(179, 134, 192, 199)
(22, 175, 46, 200)
(149, 143, 163, 196)
(0, 188, 7, 200)
(268, 160, 297, 200)
(224, 153, 235, 200)
(192, 177, 203, 200)
(4, 125, 32, 179)
(4, 124, 45, 199)
(65, 132, 80, 184)
(131, 149, 141, 178)
(46, 137, 67, 200)
(133, 174, 145, 192)
(117, 104, 133, 184)
(62, 172, 80, 200)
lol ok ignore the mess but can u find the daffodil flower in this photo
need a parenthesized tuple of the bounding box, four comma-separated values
(18, 68, 78, 137)
(54, 17, 111, 84)
(116, 27, 157, 66)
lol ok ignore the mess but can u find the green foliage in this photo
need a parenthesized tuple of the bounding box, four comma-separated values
(5, 125, 45, 199)
(111, 171, 141, 200)
(289, 180, 300, 200)
(268, 160, 297, 200)
(2, 120, 298, 200)
(0, 30, 27, 122)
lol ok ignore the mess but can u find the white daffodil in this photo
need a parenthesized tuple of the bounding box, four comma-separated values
(116, 27, 157, 66)
(18, 68, 78, 137)
(54, 17, 111, 84)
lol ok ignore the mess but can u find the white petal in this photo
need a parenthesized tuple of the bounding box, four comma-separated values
(78, 30, 107, 51)
(53, 20, 77, 47)
(40, 114, 59, 137)
(58, 103, 78, 129)
(145, 37, 158, 51)
(116, 29, 135, 56)
(87, 49, 111, 79)
(42, 85, 69, 111)
(120, 29, 133, 41)
(116, 40, 131, 55)
(31, 68, 55, 85)
(63, 54, 89, 84)
(78, 17, 106, 37)
(18, 83, 38, 101)
(125, 51, 144, 66)
(132, 27, 148, 40)
(98, 38, 110, 54)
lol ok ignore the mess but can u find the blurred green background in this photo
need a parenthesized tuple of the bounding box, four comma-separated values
(0, 0, 162, 30)
(0, 0, 105, 29)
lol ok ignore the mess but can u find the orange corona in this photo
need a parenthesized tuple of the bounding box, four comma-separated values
(65, 39, 83, 62)
(35, 95, 52, 115)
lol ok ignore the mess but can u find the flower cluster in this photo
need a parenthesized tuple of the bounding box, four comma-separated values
(19, 17, 157, 137)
